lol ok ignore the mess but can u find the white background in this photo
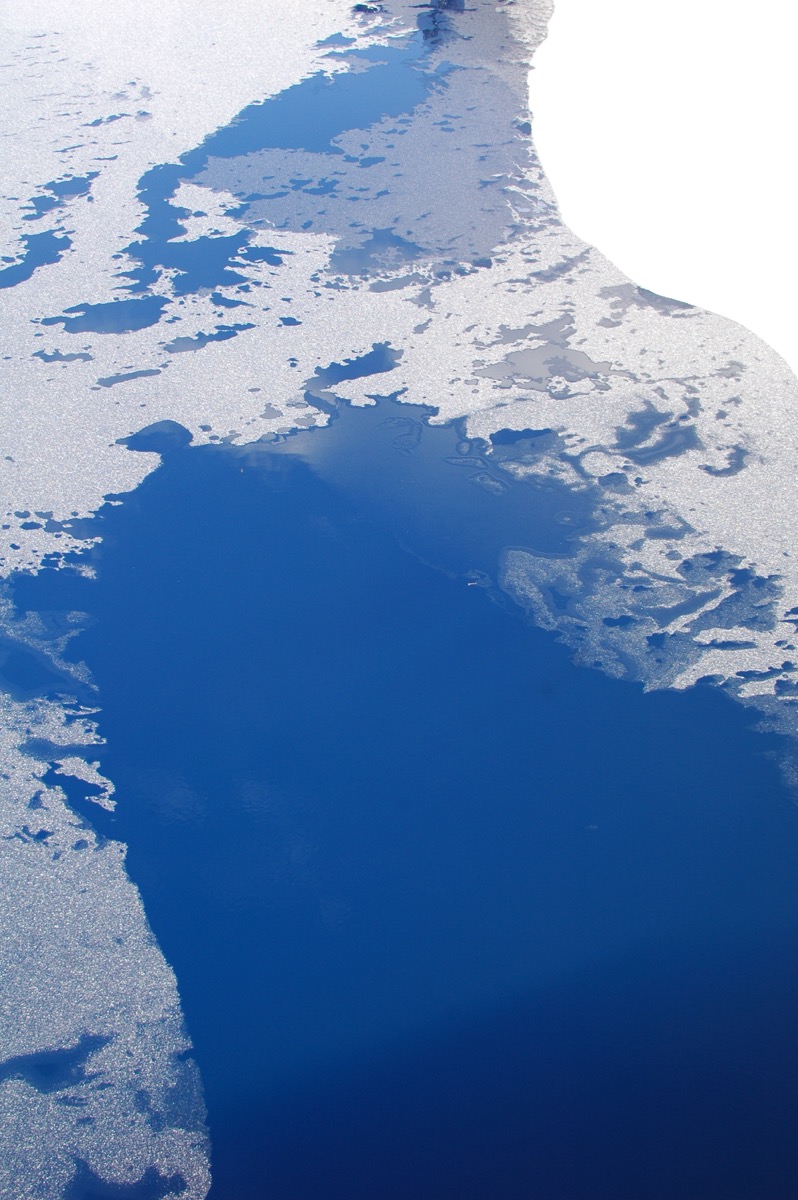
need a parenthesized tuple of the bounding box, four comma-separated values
(530, 0, 798, 376)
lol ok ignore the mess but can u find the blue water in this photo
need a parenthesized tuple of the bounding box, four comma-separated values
(0, 230, 71, 289)
(23, 172, 98, 222)
(40, 296, 169, 334)
(14, 398, 798, 1199)
(191, 40, 430, 159)
(37, 0, 517, 342)
(121, 34, 434, 300)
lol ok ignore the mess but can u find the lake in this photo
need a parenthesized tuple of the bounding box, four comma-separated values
(13, 395, 798, 1199)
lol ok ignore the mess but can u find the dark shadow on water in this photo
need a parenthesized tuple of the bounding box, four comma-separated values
(12, 397, 798, 1199)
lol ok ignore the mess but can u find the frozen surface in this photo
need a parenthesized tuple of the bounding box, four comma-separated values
(1, 0, 796, 713)
(1, 0, 798, 1193)
(0, 687, 209, 1198)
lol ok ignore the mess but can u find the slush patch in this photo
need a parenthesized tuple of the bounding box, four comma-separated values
(33, 349, 93, 363)
(330, 228, 424, 275)
(700, 446, 749, 477)
(97, 368, 163, 387)
(623, 423, 701, 465)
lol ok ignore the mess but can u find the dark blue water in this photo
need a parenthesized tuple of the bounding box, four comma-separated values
(14, 401, 798, 1200)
